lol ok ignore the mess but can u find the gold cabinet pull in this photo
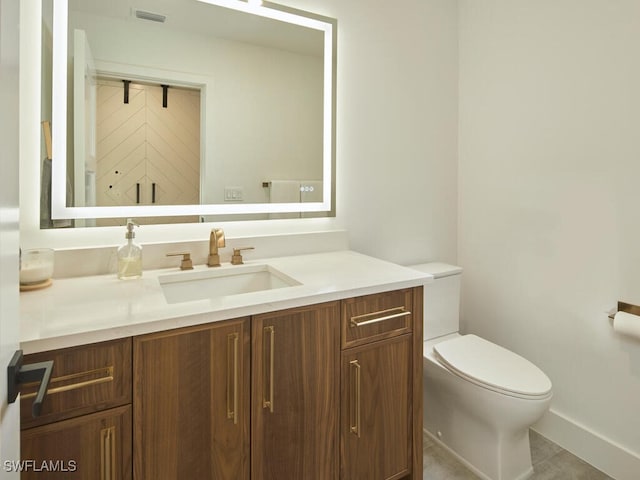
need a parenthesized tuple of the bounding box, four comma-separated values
(100, 426, 116, 480)
(350, 360, 361, 438)
(350, 307, 411, 327)
(262, 326, 275, 413)
(227, 332, 239, 424)
(21, 366, 114, 400)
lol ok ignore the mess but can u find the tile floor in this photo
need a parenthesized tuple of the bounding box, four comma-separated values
(423, 429, 614, 479)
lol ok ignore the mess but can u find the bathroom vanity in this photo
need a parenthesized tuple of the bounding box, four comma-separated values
(18, 251, 430, 480)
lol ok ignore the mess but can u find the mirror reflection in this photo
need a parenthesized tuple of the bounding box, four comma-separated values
(43, 0, 335, 227)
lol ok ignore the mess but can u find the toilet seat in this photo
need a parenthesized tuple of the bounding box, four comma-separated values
(433, 334, 552, 400)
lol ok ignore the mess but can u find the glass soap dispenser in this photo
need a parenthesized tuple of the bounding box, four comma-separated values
(117, 219, 142, 279)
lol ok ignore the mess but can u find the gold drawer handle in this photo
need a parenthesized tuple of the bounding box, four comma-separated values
(350, 307, 411, 327)
(21, 366, 114, 400)
(262, 326, 275, 413)
(100, 426, 116, 480)
(350, 360, 361, 438)
(227, 332, 239, 424)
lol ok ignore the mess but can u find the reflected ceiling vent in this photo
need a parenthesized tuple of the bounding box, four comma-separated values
(134, 9, 167, 23)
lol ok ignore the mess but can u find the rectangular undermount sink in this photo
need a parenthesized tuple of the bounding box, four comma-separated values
(159, 264, 302, 304)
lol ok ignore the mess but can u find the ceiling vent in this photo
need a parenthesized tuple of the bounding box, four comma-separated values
(134, 9, 167, 23)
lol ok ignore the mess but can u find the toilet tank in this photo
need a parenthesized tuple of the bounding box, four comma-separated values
(408, 263, 463, 341)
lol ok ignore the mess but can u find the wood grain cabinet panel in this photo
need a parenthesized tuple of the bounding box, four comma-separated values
(341, 289, 413, 349)
(340, 286, 423, 480)
(19, 339, 133, 479)
(341, 335, 412, 480)
(133, 318, 250, 480)
(21, 405, 132, 480)
(251, 302, 340, 480)
(20, 338, 132, 430)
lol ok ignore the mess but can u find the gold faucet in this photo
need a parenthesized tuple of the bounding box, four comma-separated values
(208, 228, 225, 267)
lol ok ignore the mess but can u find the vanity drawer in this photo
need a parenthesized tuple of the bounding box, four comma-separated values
(20, 338, 132, 429)
(341, 289, 413, 349)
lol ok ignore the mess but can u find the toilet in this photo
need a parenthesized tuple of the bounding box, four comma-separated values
(410, 263, 552, 480)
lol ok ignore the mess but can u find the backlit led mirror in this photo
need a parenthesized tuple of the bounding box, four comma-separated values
(48, 0, 336, 225)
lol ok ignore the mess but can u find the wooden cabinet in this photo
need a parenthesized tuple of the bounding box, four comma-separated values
(340, 288, 423, 480)
(341, 289, 413, 349)
(20, 339, 132, 429)
(341, 336, 411, 480)
(19, 338, 132, 479)
(251, 302, 340, 480)
(21, 405, 132, 480)
(133, 318, 250, 480)
(20, 287, 422, 480)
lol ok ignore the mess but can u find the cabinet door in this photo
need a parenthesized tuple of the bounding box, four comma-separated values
(341, 335, 412, 480)
(133, 318, 249, 480)
(341, 289, 413, 349)
(20, 338, 132, 430)
(21, 405, 132, 480)
(252, 302, 340, 480)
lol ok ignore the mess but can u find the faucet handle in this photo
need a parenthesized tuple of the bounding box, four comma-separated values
(166, 252, 194, 270)
(231, 247, 255, 265)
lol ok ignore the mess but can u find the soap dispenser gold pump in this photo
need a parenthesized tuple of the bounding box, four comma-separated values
(117, 219, 142, 279)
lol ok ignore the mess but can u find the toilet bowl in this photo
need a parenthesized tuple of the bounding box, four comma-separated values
(409, 263, 552, 480)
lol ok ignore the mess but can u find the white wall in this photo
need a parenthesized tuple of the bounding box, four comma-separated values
(289, 0, 459, 265)
(458, 1, 640, 478)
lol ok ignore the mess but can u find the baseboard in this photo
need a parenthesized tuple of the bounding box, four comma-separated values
(533, 408, 640, 480)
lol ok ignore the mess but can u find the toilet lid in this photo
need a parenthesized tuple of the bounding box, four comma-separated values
(433, 335, 552, 398)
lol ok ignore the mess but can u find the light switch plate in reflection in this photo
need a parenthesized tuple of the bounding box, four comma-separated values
(224, 187, 244, 202)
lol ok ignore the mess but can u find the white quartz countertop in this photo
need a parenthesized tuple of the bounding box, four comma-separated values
(20, 250, 433, 353)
